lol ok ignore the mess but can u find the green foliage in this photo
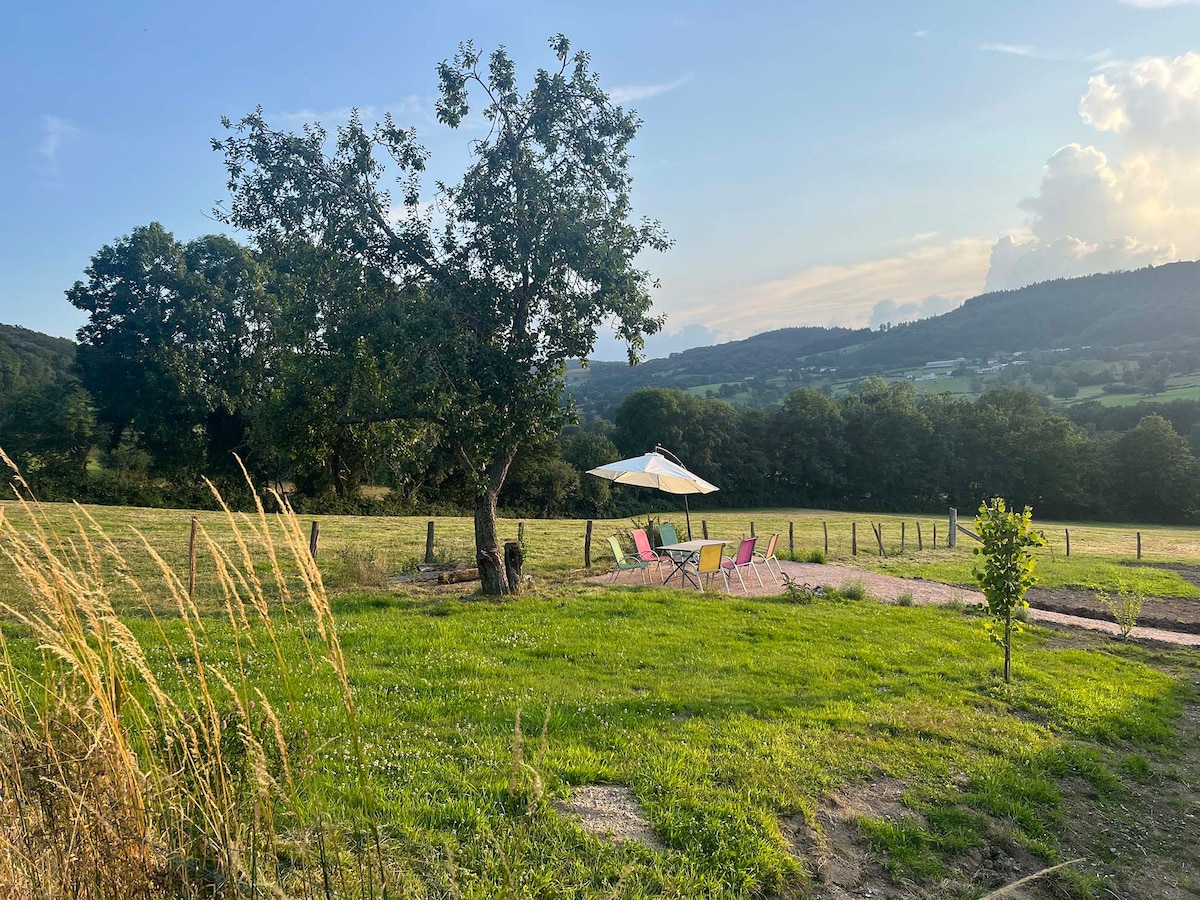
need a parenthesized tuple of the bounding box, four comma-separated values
(973, 498, 1046, 682)
(1096, 582, 1147, 641)
(214, 35, 668, 593)
(802, 548, 827, 564)
(838, 578, 868, 601)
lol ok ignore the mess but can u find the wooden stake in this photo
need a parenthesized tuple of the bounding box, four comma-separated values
(933, 523, 938, 549)
(823, 521, 829, 555)
(750, 520, 755, 538)
(852, 522, 857, 556)
(188, 516, 198, 599)
(788, 521, 794, 556)
(1065, 528, 1070, 557)
(901, 521, 906, 553)
(948, 507, 958, 549)
(584, 520, 593, 568)
(702, 520, 709, 539)
(1137, 531, 1142, 559)
(917, 521, 924, 551)
(309, 521, 320, 559)
(518, 521, 525, 544)
(873, 523, 887, 558)
(425, 520, 435, 564)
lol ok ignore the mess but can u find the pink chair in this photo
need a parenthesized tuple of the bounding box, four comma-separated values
(722, 537, 763, 592)
(632, 528, 668, 575)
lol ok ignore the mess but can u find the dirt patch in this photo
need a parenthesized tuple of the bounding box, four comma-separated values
(781, 775, 912, 898)
(553, 785, 664, 851)
(1027, 586, 1200, 635)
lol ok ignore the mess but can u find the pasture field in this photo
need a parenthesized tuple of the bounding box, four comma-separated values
(1, 499, 1199, 896)
(4, 501, 1200, 606)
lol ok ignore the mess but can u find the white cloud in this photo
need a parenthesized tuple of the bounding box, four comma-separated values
(913, 29, 929, 39)
(869, 295, 962, 329)
(38, 115, 77, 164)
(980, 43, 1110, 63)
(273, 96, 432, 127)
(1079, 53, 1200, 149)
(888, 230, 941, 245)
(608, 74, 692, 105)
(1119, 0, 1200, 7)
(984, 54, 1200, 290)
(671, 239, 992, 337)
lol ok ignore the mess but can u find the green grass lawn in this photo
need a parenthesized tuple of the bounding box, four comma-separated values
(2, 498, 1199, 896)
(4, 581, 1190, 897)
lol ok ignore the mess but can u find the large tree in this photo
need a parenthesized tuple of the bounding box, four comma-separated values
(68, 224, 276, 480)
(214, 36, 668, 593)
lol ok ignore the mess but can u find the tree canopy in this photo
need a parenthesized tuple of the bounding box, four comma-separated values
(213, 35, 669, 593)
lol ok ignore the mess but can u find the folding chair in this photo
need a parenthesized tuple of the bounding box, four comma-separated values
(721, 537, 763, 592)
(692, 541, 728, 592)
(607, 536, 650, 583)
(632, 528, 669, 575)
(658, 522, 680, 547)
(753, 532, 783, 585)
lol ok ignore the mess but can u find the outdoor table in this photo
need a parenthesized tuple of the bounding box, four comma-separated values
(657, 540, 728, 589)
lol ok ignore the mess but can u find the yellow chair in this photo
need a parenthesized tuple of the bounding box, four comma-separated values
(693, 542, 728, 592)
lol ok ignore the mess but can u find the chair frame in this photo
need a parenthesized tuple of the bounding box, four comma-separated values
(631, 528, 669, 575)
(722, 537, 763, 592)
(753, 532, 783, 585)
(607, 536, 650, 583)
(691, 542, 728, 593)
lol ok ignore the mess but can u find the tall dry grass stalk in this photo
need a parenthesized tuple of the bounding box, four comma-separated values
(0, 451, 393, 898)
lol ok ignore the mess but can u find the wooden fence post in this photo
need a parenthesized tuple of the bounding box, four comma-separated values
(702, 520, 709, 539)
(584, 520, 593, 569)
(309, 521, 320, 559)
(823, 521, 829, 555)
(518, 521, 525, 544)
(916, 521, 923, 551)
(788, 521, 794, 557)
(504, 541, 523, 594)
(852, 522, 857, 556)
(424, 520, 435, 564)
(750, 520, 755, 538)
(948, 508, 958, 549)
(933, 523, 938, 549)
(901, 521, 906, 553)
(1137, 532, 1142, 560)
(188, 516, 198, 599)
(872, 523, 887, 558)
(1065, 528, 1070, 557)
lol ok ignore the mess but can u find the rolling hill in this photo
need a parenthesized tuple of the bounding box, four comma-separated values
(567, 260, 1200, 414)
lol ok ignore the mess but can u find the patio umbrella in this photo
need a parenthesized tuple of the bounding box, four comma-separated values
(586, 446, 719, 540)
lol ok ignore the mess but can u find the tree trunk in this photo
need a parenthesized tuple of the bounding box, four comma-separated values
(1004, 610, 1013, 683)
(475, 491, 509, 596)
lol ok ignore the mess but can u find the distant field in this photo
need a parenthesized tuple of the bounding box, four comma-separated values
(4, 500, 1200, 606)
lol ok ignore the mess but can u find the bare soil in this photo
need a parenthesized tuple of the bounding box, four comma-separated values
(1027, 586, 1200, 635)
(552, 785, 664, 851)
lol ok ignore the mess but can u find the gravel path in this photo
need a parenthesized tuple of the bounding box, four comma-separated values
(591, 560, 1200, 648)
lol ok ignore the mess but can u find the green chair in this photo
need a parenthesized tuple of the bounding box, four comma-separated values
(607, 536, 650, 583)
(658, 522, 680, 547)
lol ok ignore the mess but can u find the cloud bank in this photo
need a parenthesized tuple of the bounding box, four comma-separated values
(984, 52, 1200, 291)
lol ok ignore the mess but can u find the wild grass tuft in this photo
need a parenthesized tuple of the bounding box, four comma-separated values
(0, 452, 392, 898)
(839, 578, 868, 601)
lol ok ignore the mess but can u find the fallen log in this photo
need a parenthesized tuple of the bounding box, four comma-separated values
(437, 568, 480, 585)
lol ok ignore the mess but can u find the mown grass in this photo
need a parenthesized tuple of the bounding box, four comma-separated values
(1, 490, 1197, 895)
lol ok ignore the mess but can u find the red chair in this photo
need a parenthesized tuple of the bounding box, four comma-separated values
(632, 528, 669, 576)
(722, 537, 763, 592)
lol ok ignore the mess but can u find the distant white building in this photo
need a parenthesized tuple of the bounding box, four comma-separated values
(924, 357, 965, 369)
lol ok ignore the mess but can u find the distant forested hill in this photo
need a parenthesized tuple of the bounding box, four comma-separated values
(567, 261, 1200, 413)
(0, 323, 75, 401)
(823, 260, 1200, 370)
(566, 326, 866, 416)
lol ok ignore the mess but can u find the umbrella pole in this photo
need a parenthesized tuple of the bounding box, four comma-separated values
(684, 495, 693, 540)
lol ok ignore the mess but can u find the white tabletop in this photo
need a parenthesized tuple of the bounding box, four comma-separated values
(659, 540, 728, 553)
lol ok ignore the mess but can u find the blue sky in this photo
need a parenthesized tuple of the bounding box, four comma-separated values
(5, 0, 1200, 359)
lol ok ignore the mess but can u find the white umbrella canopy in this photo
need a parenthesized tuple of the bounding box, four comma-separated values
(587, 448, 718, 539)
